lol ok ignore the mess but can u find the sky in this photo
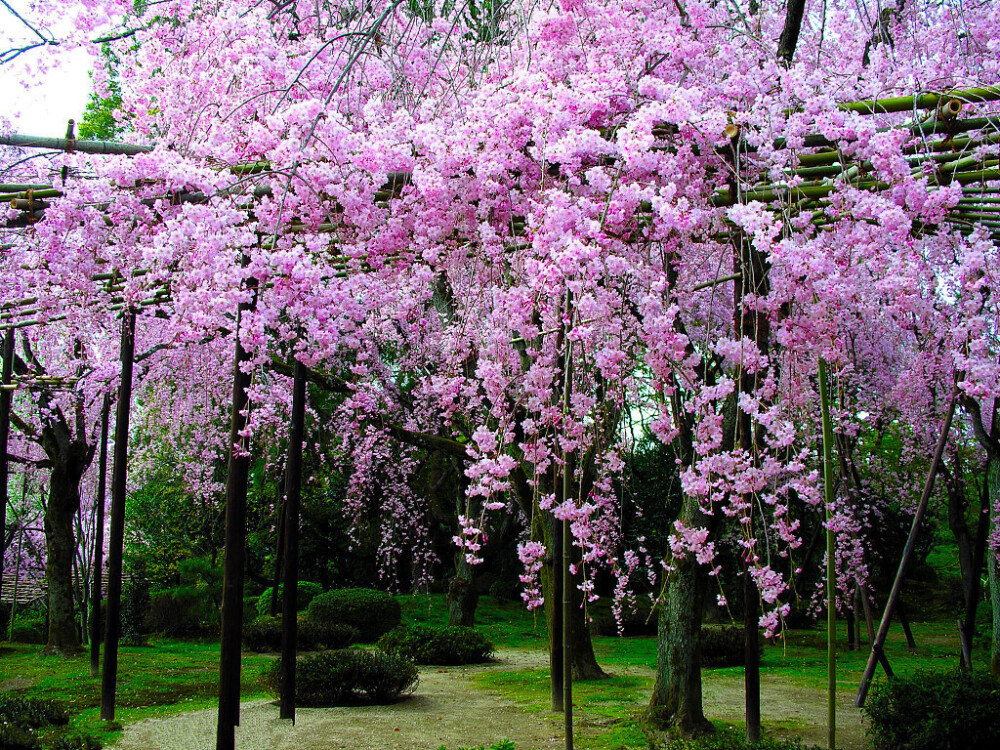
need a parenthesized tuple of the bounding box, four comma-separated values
(1, 0, 94, 136)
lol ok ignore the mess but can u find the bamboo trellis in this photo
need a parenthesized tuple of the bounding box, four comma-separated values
(2, 84, 1000, 750)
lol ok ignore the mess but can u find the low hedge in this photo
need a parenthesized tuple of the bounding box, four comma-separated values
(306, 588, 401, 642)
(701, 626, 762, 668)
(243, 615, 358, 652)
(255, 582, 323, 618)
(0, 695, 100, 750)
(8, 618, 47, 644)
(863, 670, 1000, 750)
(377, 625, 494, 665)
(661, 728, 820, 750)
(263, 649, 418, 705)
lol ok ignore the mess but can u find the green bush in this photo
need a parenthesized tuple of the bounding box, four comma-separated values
(9, 617, 47, 644)
(256, 582, 323, 618)
(243, 615, 357, 652)
(147, 559, 222, 637)
(662, 727, 820, 750)
(863, 670, 1000, 750)
(0, 695, 70, 728)
(0, 695, 98, 750)
(262, 649, 418, 705)
(306, 588, 401, 642)
(377, 625, 494, 665)
(701, 626, 761, 668)
(120, 577, 151, 646)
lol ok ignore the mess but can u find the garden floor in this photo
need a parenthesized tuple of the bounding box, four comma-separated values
(111, 647, 869, 750)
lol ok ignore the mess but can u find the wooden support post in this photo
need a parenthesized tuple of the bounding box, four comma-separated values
(90, 395, 110, 676)
(0, 328, 13, 595)
(216, 268, 257, 750)
(958, 620, 973, 670)
(744, 560, 761, 743)
(855, 387, 958, 707)
(561, 342, 574, 750)
(818, 358, 837, 750)
(551, 515, 564, 712)
(279, 359, 307, 721)
(101, 311, 136, 721)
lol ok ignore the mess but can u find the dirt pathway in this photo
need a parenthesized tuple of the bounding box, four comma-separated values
(112, 648, 868, 750)
(113, 649, 563, 750)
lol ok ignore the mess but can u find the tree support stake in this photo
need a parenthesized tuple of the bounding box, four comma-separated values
(101, 310, 137, 721)
(90, 395, 111, 677)
(279, 358, 307, 722)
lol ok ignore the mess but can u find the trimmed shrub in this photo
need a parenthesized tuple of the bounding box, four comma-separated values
(120, 578, 151, 646)
(262, 649, 418, 705)
(148, 586, 220, 637)
(0, 695, 70, 729)
(0, 695, 98, 750)
(661, 728, 820, 750)
(377, 625, 494, 665)
(243, 614, 357, 652)
(9, 618, 47, 644)
(701, 626, 762, 668)
(863, 670, 1000, 750)
(256, 582, 323, 618)
(306, 588, 401, 642)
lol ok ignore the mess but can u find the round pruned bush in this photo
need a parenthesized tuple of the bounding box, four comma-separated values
(377, 625, 494, 665)
(305, 588, 401, 642)
(255, 582, 323, 618)
(700, 626, 762, 668)
(0, 695, 100, 750)
(262, 649, 418, 706)
(863, 670, 1000, 750)
(243, 614, 357, 652)
(8, 618, 47, 644)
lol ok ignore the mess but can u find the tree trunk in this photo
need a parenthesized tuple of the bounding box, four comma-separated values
(645, 546, 713, 738)
(534, 509, 606, 682)
(448, 554, 480, 627)
(44, 460, 87, 654)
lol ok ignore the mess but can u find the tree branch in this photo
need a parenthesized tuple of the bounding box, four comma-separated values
(776, 0, 808, 66)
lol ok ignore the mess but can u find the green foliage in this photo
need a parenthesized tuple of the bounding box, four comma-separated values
(242, 615, 358, 652)
(306, 588, 401, 642)
(701, 626, 762, 668)
(661, 728, 820, 750)
(125, 472, 219, 586)
(377, 625, 494, 665)
(0, 695, 70, 728)
(120, 577, 151, 646)
(262, 649, 418, 706)
(255, 582, 323, 618)
(9, 617, 47, 644)
(438, 742, 516, 750)
(863, 670, 1000, 750)
(77, 43, 126, 141)
(0, 695, 98, 750)
(147, 558, 222, 637)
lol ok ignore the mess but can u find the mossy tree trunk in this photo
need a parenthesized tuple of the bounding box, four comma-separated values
(644, 493, 715, 738)
(448, 554, 480, 627)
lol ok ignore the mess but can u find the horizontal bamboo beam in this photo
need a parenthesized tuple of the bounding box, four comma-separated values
(0, 134, 153, 155)
(841, 86, 1000, 116)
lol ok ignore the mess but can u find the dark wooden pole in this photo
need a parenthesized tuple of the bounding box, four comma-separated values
(0, 328, 13, 596)
(216, 268, 258, 750)
(551, 510, 564, 712)
(101, 311, 136, 721)
(855, 387, 958, 707)
(561, 341, 574, 750)
(279, 358, 307, 721)
(90, 395, 111, 676)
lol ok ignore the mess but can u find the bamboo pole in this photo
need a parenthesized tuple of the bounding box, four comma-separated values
(279, 358, 307, 722)
(217, 257, 258, 750)
(90, 395, 111, 677)
(101, 310, 137, 721)
(817, 358, 837, 750)
(0, 329, 13, 601)
(855, 386, 959, 707)
(561, 335, 574, 750)
(840, 86, 1000, 115)
(0, 134, 153, 155)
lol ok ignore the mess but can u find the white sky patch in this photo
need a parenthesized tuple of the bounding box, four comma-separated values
(1, 0, 95, 135)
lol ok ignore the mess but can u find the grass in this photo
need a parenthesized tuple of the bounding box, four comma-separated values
(0, 638, 273, 746)
(1, 586, 992, 750)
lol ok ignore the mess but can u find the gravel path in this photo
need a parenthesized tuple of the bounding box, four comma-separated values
(112, 649, 563, 750)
